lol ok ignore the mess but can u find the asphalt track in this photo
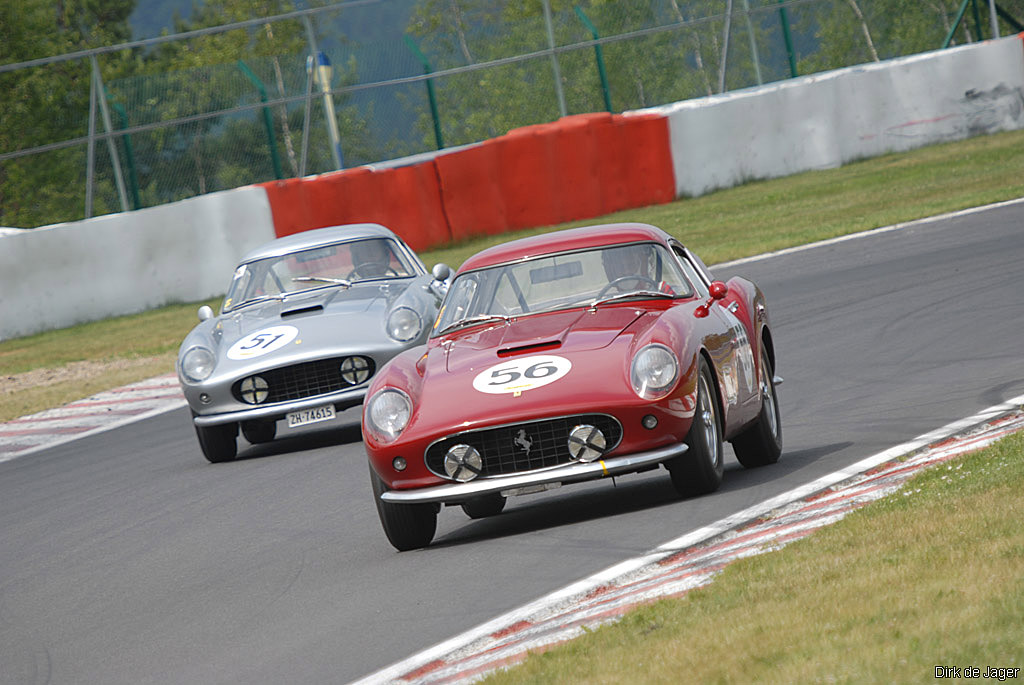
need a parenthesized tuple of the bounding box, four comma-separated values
(1, 200, 1023, 684)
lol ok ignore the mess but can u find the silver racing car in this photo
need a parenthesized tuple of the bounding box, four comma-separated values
(176, 223, 451, 463)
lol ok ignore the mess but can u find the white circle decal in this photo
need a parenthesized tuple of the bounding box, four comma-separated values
(472, 355, 572, 395)
(227, 325, 299, 360)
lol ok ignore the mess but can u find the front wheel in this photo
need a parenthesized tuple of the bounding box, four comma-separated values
(668, 358, 724, 497)
(195, 421, 238, 463)
(731, 346, 782, 468)
(241, 419, 277, 444)
(369, 466, 437, 551)
(461, 493, 506, 519)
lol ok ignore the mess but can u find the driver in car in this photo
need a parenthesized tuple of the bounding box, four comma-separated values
(600, 243, 675, 295)
(349, 239, 395, 279)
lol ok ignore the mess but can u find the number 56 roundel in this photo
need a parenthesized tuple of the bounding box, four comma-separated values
(471, 355, 572, 395)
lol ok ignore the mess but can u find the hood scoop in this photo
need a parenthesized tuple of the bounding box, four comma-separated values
(497, 340, 561, 358)
(281, 304, 324, 318)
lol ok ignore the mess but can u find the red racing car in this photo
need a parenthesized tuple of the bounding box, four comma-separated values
(362, 223, 782, 550)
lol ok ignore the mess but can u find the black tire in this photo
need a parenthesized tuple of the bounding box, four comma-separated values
(196, 422, 238, 463)
(241, 419, 277, 444)
(461, 493, 507, 519)
(732, 346, 782, 468)
(369, 466, 437, 551)
(668, 358, 724, 497)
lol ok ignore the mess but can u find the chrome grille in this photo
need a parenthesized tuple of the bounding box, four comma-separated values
(426, 414, 622, 479)
(232, 356, 375, 404)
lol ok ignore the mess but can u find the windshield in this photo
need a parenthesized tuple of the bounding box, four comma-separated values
(222, 238, 417, 312)
(432, 242, 695, 337)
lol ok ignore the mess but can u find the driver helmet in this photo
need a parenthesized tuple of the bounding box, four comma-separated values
(601, 243, 651, 282)
(350, 239, 392, 278)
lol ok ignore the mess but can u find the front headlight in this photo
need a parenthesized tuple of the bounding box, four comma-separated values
(386, 307, 423, 343)
(365, 388, 412, 443)
(181, 346, 216, 383)
(630, 344, 679, 399)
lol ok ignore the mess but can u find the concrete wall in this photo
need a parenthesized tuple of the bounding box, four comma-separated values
(0, 187, 275, 340)
(2, 34, 1023, 342)
(658, 37, 1024, 197)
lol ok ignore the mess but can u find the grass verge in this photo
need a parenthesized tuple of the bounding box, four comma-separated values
(2, 129, 1023, 422)
(483, 430, 1024, 684)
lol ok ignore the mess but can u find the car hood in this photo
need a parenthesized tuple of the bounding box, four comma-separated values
(215, 284, 405, 364)
(397, 307, 654, 433)
(444, 307, 643, 373)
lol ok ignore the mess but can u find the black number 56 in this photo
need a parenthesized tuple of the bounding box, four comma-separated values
(488, 361, 558, 385)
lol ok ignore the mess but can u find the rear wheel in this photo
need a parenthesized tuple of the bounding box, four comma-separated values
(461, 493, 506, 519)
(732, 346, 782, 468)
(668, 358, 724, 497)
(369, 466, 438, 551)
(241, 419, 277, 444)
(195, 421, 238, 463)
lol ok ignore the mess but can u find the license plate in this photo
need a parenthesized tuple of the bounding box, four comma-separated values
(287, 404, 336, 428)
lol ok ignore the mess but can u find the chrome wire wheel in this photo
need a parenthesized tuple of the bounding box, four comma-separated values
(696, 373, 721, 471)
(668, 358, 724, 497)
(761, 362, 779, 443)
(732, 345, 782, 468)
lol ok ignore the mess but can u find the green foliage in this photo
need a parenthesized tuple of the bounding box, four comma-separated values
(0, 0, 138, 227)
(5, 0, 1024, 229)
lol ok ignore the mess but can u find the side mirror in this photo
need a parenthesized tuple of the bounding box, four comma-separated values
(431, 263, 451, 282)
(695, 281, 729, 319)
(197, 305, 214, 322)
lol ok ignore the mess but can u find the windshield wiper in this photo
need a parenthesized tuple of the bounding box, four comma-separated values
(588, 290, 675, 308)
(292, 276, 352, 288)
(436, 314, 511, 336)
(227, 293, 285, 312)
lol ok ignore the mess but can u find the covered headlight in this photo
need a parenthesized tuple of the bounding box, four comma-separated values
(630, 344, 678, 399)
(386, 307, 422, 343)
(180, 346, 216, 383)
(365, 388, 412, 443)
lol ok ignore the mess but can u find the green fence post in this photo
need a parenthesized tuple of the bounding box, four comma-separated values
(574, 6, 612, 113)
(109, 98, 141, 210)
(943, 0, 973, 47)
(403, 36, 444, 151)
(970, 0, 985, 38)
(777, 0, 798, 78)
(238, 60, 284, 180)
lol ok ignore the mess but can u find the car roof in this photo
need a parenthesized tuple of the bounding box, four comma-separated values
(458, 223, 677, 274)
(239, 223, 402, 264)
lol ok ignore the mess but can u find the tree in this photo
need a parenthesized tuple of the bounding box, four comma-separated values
(0, 0, 137, 228)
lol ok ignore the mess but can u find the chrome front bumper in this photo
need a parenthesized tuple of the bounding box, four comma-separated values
(191, 386, 368, 427)
(380, 442, 688, 504)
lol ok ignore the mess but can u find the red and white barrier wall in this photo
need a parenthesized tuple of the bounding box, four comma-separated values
(258, 111, 675, 251)
(2, 34, 1022, 341)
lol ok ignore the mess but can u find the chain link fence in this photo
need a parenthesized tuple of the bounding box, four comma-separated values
(1, 0, 1018, 228)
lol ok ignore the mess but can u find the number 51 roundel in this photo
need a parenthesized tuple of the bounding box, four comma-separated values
(227, 325, 299, 360)
(472, 355, 572, 395)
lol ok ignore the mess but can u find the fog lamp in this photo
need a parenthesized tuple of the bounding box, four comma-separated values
(444, 444, 482, 482)
(568, 424, 606, 463)
(240, 375, 269, 404)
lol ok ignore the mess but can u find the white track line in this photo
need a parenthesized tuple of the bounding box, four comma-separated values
(714, 196, 1024, 270)
(0, 374, 186, 463)
(354, 394, 1024, 684)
